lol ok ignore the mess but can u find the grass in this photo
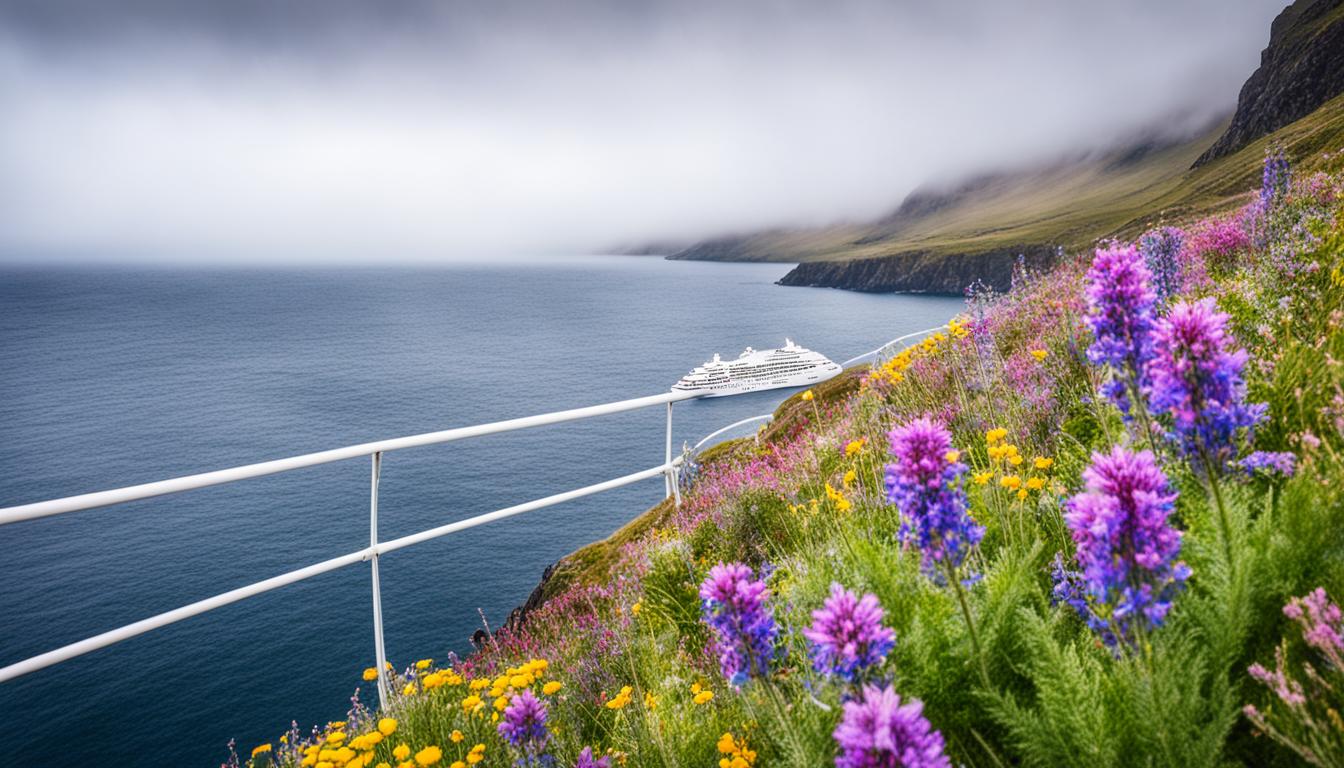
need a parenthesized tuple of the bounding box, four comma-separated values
(229, 149, 1344, 768)
(685, 93, 1344, 264)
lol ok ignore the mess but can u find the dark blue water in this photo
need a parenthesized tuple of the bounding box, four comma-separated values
(0, 259, 959, 765)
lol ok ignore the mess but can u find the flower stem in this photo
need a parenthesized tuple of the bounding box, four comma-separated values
(1201, 453, 1235, 567)
(946, 561, 992, 689)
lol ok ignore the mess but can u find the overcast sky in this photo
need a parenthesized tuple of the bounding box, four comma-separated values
(0, 0, 1286, 263)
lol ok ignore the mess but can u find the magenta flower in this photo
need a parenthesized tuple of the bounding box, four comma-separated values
(1084, 243, 1156, 415)
(805, 584, 896, 682)
(884, 417, 982, 574)
(1056, 447, 1189, 646)
(700, 562, 778, 686)
(833, 685, 950, 768)
(1284, 588, 1344, 654)
(1144, 298, 1266, 471)
(575, 747, 612, 768)
(498, 689, 549, 763)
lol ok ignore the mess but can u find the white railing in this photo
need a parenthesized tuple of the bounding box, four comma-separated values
(0, 323, 947, 707)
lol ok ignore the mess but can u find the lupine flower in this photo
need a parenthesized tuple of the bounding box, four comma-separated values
(1084, 243, 1157, 414)
(498, 690, 550, 763)
(575, 747, 612, 768)
(700, 563, 778, 685)
(1057, 447, 1190, 645)
(1260, 145, 1291, 211)
(805, 584, 896, 681)
(1144, 298, 1267, 470)
(833, 685, 950, 768)
(1239, 450, 1297, 479)
(1138, 227, 1184, 308)
(884, 417, 982, 574)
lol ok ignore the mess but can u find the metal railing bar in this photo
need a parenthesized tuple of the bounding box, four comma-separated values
(839, 324, 944, 368)
(375, 461, 674, 556)
(691, 414, 774, 456)
(0, 460, 677, 684)
(0, 390, 698, 526)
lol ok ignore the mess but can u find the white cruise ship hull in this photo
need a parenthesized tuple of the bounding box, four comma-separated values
(672, 340, 842, 397)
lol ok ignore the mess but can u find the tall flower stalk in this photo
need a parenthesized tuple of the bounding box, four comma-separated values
(699, 563, 778, 687)
(1084, 243, 1158, 424)
(1053, 447, 1190, 650)
(805, 584, 896, 684)
(885, 417, 989, 686)
(832, 685, 951, 768)
(1144, 297, 1265, 560)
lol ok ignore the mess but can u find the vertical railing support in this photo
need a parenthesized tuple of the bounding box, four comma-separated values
(369, 451, 390, 710)
(665, 402, 680, 507)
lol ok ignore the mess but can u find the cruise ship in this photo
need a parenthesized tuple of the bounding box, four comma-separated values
(673, 339, 842, 397)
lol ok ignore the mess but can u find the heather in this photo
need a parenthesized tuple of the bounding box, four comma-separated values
(231, 151, 1344, 767)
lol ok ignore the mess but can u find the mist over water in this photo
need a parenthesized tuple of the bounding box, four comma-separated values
(0, 0, 1285, 263)
(0, 259, 959, 764)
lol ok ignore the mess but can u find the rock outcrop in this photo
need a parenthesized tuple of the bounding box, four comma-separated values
(1195, 0, 1344, 165)
(776, 245, 1059, 295)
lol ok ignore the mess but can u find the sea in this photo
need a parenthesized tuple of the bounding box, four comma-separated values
(0, 258, 961, 765)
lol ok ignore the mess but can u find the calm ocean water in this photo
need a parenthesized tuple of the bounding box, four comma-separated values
(0, 258, 960, 765)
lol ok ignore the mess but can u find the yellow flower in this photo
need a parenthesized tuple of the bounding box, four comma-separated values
(467, 744, 485, 764)
(393, 744, 411, 761)
(378, 718, 397, 736)
(450, 730, 464, 743)
(416, 659, 432, 670)
(1030, 348, 1048, 362)
(605, 685, 633, 709)
(423, 673, 446, 690)
(450, 763, 465, 768)
(986, 427, 1008, 445)
(644, 691, 658, 709)
(402, 683, 417, 696)
(542, 681, 563, 695)
(631, 601, 642, 617)
(326, 732, 347, 745)
(694, 689, 715, 704)
(494, 694, 510, 711)
(414, 746, 443, 766)
(801, 390, 814, 401)
(1026, 477, 1045, 491)
(362, 667, 379, 682)
(510, 674, 530, 688)
(944, 449, 961, 463)
(1000, 475, 1022, 490)
(842, 468, 857, 487)
(973, 471, 993, 485)
(1008, 454, 1023, 467)
(1034, 457, 1054, 470)
(1016, 488, 1029, 501)
(252, 744, 273, 757)
(844, 438, 865, 456)
(825, 482, 852, 512)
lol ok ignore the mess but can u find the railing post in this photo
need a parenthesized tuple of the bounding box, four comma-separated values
(665, 402, 680, 507)
(369, 451, 390, 710)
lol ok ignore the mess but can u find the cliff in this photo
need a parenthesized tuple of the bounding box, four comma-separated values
(776, 245, 1059, 294)
(1195, 0, 1344, 165)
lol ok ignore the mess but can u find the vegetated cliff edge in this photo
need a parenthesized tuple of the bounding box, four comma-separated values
(776, 244, 1058, 294)
(663, 0, 1344, 295)
(1195, 0, 1344, 165)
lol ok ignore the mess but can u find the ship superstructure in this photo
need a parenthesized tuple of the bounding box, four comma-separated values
(673, 339, 841, 397)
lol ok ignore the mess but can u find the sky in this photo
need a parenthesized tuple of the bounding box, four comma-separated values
(0, 0, 1288, 264)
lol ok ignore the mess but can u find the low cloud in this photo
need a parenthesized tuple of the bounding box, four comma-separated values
(0, 0, 1285, 263)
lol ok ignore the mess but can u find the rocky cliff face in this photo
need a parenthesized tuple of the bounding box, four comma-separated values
(776, 245, 1059, 295)
(1195, 0, 1344, 165)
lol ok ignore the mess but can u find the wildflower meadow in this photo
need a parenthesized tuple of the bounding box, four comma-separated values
(229, 149, 1344, 767)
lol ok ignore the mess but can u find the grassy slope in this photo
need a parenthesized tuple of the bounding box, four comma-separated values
(695, 93, 1344, 263)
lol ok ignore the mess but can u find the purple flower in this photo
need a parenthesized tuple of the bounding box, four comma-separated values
(700, 562, 778, 686)
(1144, 298, 1267, 470)
(1239, 450, 1296, 479)
(1058, 447, 1190, 645)
(1284, 588, 1344, 654)
(1137, 228, 1184, 309)
(805, 584, 896, 681)
(1084, 243, 1157, 414)
(498, 690, 550, 762)
(1260, 145, 1291, 211)
(884, 417, 982, 574)
(833, 685, 950, 768)
(574, 747, 611, 768)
